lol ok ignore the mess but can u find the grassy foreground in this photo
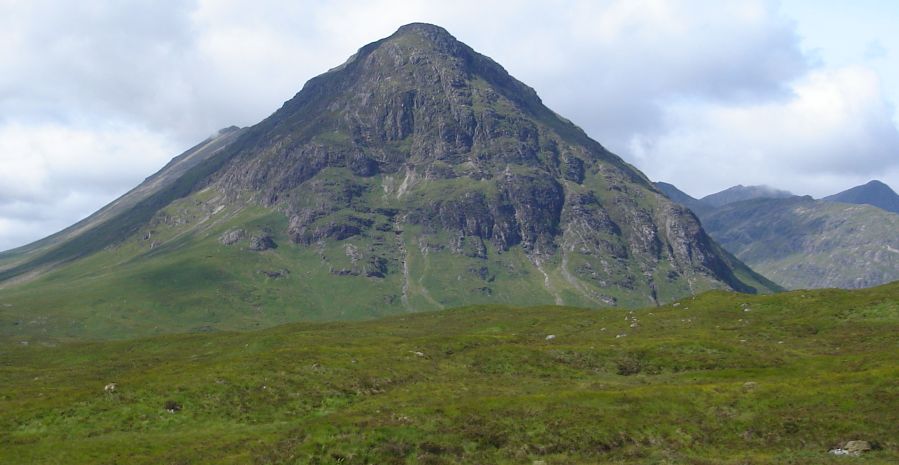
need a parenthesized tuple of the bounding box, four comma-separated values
(0, 283, 897, 464)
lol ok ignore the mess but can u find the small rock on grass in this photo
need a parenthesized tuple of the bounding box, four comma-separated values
(164, 400, 182, 413)
(829, 440, 873, 456)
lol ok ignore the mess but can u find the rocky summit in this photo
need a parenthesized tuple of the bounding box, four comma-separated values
(0, 24, 776, 340)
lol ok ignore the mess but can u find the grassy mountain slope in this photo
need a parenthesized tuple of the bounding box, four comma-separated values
(1, 283, 896, 464)
(700, 197, 899, 289)
(0, 194, 582, 342)
(0, 127, 247, 281)
(0, 174, 776, 343)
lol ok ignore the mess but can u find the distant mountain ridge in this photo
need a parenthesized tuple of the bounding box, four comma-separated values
(700, 184, 795, 207)
(700, 196, 899, 289)
(653, 182, 796, 211)
(655, 180, 899, 290)
(823, 180, 899, 214)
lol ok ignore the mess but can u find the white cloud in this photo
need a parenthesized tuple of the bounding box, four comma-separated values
(0, 122, 176, 250)
(490, 0, 809, 149)
(631, 66, 899, 197)
(2, 0, 809, 144)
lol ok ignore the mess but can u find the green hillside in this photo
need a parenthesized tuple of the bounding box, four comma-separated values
(1, 283, 896, 464)
(0, 169, 778, 344)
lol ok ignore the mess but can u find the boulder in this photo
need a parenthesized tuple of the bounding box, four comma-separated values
(248, 235, 277, 251)
(219, 229, 246, 245)
(845, 440, 872, 454)
(830, 440, 873, 456)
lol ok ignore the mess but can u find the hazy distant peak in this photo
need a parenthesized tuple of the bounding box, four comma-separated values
(653, 181, 710, 214)
(701, 184, 794, 207)
(824, 179, 899, 214)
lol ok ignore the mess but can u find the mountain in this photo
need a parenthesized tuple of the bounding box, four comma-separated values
(823, 179, 899, 214)
(654, 180, 899, 290)
(653, 182, 794, 212)
(3, 282, 897, 463)
(700, 184, 794, 207)
(699, 196, 899, 289)
(0, 23, 777, 341)
(653, 182, 712, 214)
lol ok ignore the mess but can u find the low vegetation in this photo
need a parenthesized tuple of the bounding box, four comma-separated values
(1, 282, 896, 464)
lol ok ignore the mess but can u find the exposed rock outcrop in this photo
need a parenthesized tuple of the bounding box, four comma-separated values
(219, 229, 246, 245)
(248, 235, 277, 251)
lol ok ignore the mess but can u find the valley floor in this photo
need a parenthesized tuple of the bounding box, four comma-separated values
(0, 283, 897, 464)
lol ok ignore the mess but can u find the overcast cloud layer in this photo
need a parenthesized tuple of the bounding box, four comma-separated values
(1, 0, 898, 251)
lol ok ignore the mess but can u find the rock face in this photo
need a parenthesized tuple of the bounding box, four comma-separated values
(0, 23, 779, 335)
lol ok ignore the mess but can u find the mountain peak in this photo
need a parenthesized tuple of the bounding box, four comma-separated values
(0, 24, 778, 337)
(824, 179, 899, 214)
(392, 22, 455, 39)
(701, 184, 794, 207)
(861, 179, 892, 191)
(264, 22, 583, 175)
(377, 22, 465, 56)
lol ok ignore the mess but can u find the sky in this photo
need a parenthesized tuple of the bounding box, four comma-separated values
(1, 0, 898, 251)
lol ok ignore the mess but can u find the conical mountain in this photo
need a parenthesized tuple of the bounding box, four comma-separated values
(823, 180, 899, 214)
(0, 24, 778, 341)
